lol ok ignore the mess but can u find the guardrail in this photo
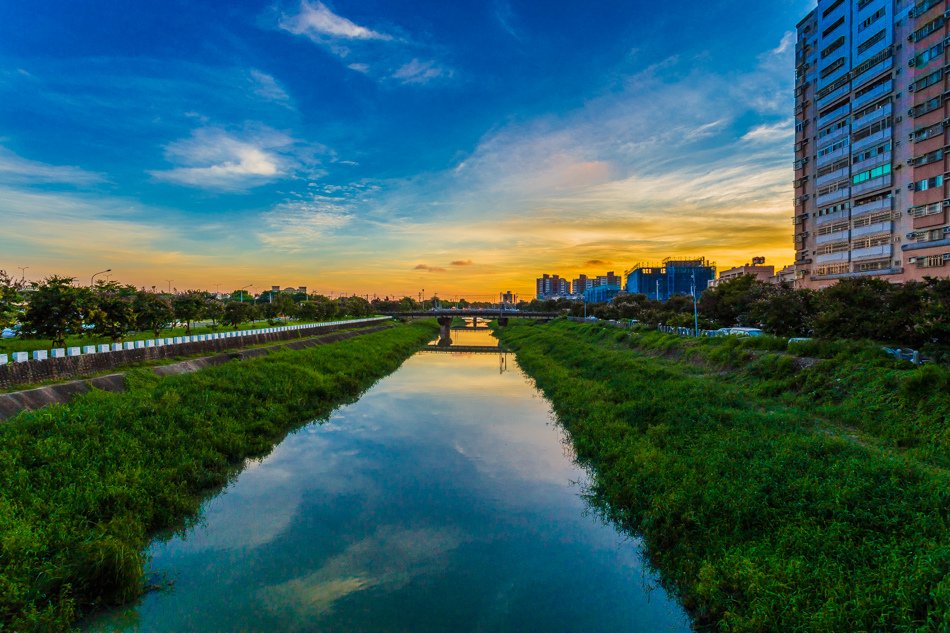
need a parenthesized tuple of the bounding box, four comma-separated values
(0, 317, 391, 366)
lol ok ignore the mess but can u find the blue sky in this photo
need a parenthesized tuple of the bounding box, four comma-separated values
(0, 0, 813, 297)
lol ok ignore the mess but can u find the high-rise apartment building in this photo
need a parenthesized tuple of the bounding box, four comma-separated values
(535, 274, 570, 299)
(794, 0, 950, 287)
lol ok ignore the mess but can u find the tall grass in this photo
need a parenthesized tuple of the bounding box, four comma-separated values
(496, 320, 949, 632)
(0, 321, 438, 631)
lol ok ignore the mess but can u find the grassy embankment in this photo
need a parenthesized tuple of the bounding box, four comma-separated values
(0, 320, 438, 631)
(0, 316, 375, 356)
(496, 319, 949, 632)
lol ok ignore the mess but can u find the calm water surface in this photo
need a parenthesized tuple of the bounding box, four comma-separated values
(86, 328, 690, 632)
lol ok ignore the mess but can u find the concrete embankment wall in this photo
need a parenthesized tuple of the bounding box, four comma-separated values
(0, 323, 394, 420)
(0, 318, 389, 391)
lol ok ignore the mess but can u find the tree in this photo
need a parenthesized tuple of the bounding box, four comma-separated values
(134, 291, 174, 337)
(811, 278, 894, 341)
(914, 277, 950, 352)
(90, 281, 137, 341)
(748, 283, 817, 337)
(172, 291, 207, 334)
(20, 276, 93, 347)
(698, 275, 759, 327)
(0, 270, 25, 330)
(223, 301, 257, 329)
(338, 296, 371, 317)
(203, 297, 225, 329)
(306, 295, 338, 320)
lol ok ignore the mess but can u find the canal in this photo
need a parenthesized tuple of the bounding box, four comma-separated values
(86, 327, 690, 632)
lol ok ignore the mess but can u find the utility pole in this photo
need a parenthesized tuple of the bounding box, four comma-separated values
(17, 266, 28, 282)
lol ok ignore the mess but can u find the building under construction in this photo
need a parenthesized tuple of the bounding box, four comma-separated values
(624, 257, 716, 302)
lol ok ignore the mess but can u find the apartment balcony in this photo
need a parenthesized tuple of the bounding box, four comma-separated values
(852, 174, 893, 196)
(852, 221, 893, 238)
(816, 167, 849, 187)
(852, 244, 893, 260)
(816, 187, 851, 205)
(817, 101, 851, 129)
(851, 102, 892, 130)
(819, 124, 850, 145)
(852, 56, 893, 94)
(816, 209, 851, 225)
(851, 153, 891, 176)
(816, 229, 850, 244)
(852, 128, 892, 152)
(816, 145, 850, 167)
(852, 196, 893, 217)
(816, 251, 850, 264)
(816, 82, 850, 109)
(852, 80, 894, 110)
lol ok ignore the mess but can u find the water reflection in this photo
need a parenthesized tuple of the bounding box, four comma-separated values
(85, 330, 690, 633)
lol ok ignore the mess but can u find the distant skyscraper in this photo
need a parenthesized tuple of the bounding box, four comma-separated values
(794, 0, 950, 287)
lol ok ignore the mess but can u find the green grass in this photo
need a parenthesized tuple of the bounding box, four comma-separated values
(495, 320, 949, 632)
(0, 316, 377, 356)
(0, 320, 438, 631)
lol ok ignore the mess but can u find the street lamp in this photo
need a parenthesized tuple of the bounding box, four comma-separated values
(165, 279, 174, 293)
(17, 266, 28, 282)
(91, 268, 112, 286)
(239, 284, 252, 303)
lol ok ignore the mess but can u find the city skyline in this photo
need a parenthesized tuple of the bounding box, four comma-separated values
(0, 1, 812, 297)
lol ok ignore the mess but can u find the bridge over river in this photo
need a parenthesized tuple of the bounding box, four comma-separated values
(384, 309, 558, 327)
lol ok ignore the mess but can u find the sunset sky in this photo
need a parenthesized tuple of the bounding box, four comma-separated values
(0, 0, 811, 299)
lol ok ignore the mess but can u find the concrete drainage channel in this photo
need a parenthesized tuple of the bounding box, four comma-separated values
(0, 323, 394, 420)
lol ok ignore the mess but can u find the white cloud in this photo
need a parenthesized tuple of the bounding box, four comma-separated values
(260, 194, 353, 250)
(249, 69, 292, 106)
(392, 59, 450, 85)
(278, 1, 391, 41)
(347, 62, 370, 74)
(149, 127, 311, 191)
(0, 146, 105, 186)
(741, 119, 795, 144)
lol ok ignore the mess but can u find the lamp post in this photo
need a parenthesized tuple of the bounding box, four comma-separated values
(691, 270, 699, 337)
(91, 268, 112, 286)
(165, 279, 174, 294)
(239, 284, 252, 303)
(17, 266, 28, 282)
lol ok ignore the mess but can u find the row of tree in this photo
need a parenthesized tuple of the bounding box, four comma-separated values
(521, 276, 950, 353)
(0, 272, 379, 346)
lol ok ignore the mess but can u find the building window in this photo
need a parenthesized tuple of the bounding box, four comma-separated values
(852, 117, 891, 142)
(914, 175, 944, 191)
(910, 96, 942, 118)
(857, 29, 885, 55)
(853, 141, 891, 164)
(911, 148, 944, 167)
(818, 138, 849, 158)
(853, 163, 892, 185)
(910, 69, 942, 92)
(913, 16, 946, 43)
(823, 16, 845, 38)
(858, 8, 885, 32)
(911, 42, 944, 69)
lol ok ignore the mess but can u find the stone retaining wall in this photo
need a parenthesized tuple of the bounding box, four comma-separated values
(0, 318, 389, 390)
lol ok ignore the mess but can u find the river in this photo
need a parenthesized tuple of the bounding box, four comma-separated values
(85, 327, 690, 632)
